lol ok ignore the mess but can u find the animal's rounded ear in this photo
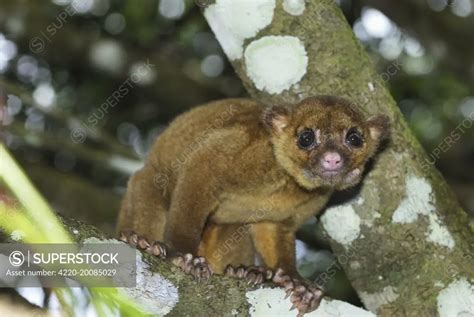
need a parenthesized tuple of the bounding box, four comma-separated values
(367, 114, 390, 141)
(262, 105, 291, 133)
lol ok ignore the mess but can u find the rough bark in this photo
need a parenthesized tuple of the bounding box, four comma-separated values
(46, 217, 252, 316)
(202, 0, 474, 316)
(56, 217, 371, 317)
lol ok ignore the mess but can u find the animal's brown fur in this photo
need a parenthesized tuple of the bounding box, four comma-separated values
(117, 96, 389, 275)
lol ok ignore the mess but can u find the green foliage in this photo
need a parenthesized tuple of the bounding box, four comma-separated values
(0, 144, 146, 317)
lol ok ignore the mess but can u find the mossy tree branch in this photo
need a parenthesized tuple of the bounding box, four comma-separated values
(59, 217, 373, 316)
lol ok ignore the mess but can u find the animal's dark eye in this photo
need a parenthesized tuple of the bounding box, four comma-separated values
(346, 128, 363, 148)
(297, 129, 316, 150)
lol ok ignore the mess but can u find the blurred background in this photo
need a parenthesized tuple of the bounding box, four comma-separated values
(0, 0, 473, 306)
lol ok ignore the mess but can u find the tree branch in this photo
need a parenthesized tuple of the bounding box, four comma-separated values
(57, 217, 372, 316)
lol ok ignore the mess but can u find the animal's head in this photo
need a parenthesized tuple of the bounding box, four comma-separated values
(263, 96, 390, 190)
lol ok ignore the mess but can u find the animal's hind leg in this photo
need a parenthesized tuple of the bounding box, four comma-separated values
(198, 223, 255, 274)
(116, 164, 168, 242)
(199, 223, 276, 285)
(118, 165, 213, 281)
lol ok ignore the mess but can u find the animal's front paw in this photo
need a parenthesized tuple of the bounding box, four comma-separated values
(171, 253, 213, 282)
(272, 268, 324, 316)
(224, 265, 274, 285)
(119, 231, 168, 258)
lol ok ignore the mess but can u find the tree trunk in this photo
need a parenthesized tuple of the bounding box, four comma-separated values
(202, 0, 474, 316)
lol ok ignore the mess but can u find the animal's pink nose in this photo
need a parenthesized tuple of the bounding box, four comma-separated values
(321, 152, 343, 171)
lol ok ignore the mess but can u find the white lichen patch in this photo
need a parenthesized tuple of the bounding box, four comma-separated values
(245, 35, 308, 94)
(368, 82, 375, 92)
(437, 278, 474, 317)
(283, 0, 305, 16)
(246, 288, 375, 316)
(427, 213, 455, 248)
(83, 238, 179, 315)
(392, 175, 455, 249)
(360, 286, 399, 313)
(119, 253, 178, 315)
(321, 204, 361, 246)
(392, 176, 434, 223)
(204, 0, 276, 60)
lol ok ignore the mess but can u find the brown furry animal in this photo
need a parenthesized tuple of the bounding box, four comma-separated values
(117, 96, 389, 314)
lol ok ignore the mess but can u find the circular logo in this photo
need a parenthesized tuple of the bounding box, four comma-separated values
(9, 251, 25, 267)
(70, 127, 87, 143)
(153, 173, 169, 189)
(29, 37, 46, 54)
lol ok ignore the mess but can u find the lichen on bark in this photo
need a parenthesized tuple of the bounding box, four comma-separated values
(59, 217, 369, 316)
(58, 216, 251, 316)
(202, 0, 474, 315)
